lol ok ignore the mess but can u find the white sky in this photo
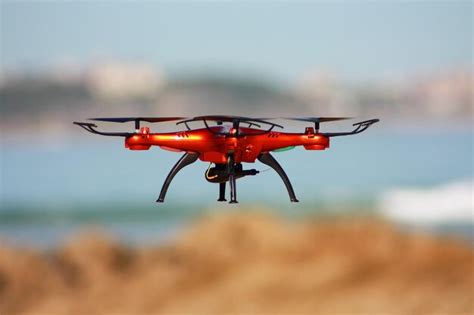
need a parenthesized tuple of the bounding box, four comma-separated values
(1, 1, 472, 83)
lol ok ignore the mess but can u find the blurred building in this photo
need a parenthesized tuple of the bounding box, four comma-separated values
(1, 66, 472, 138)
(85, 62, 165, 102)
(408, 69, 473, 119)
(297, 69, 473, 122)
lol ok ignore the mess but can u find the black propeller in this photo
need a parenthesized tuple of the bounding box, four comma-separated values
(89, 117, 187, 130)
(177, 115, 283, 135)
(283, 117, 351, 132)
(190, 115, 281, 126)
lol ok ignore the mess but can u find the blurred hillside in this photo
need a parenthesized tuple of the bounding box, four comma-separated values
(1, 63, 472, 137)
(1, 212, 473, 315)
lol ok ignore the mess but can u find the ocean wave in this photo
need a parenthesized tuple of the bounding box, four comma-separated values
(378, 180, 473, 224)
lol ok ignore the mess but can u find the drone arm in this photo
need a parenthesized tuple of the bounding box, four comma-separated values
(73, 122, 132, 137)
(322, 119, 379, 137)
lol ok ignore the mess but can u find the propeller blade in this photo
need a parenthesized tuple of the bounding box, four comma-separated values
(192, 115, 256, 122)
(89, 117, 187, 123)
(189, 115, 283, 128)
(283, 117, 352, 123)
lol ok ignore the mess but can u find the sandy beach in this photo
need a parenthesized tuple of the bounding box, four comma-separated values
(1, 212, 473, 315)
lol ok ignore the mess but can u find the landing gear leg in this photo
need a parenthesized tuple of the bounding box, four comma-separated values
(257, 153, 299, 202)
(227, 155, 238, 204)
(157, 152, 199, 202)
(229, 174, 237, 203)
(218, 183, 227, 202)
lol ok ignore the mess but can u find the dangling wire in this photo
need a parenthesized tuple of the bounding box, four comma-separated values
(259, 168, 271, 173)
(205, 163, 218, 180)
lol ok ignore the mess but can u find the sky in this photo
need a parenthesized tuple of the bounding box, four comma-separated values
(1, 1, 472, 83)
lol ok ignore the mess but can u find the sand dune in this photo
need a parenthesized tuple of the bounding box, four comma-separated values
(1, 213, 473, 314)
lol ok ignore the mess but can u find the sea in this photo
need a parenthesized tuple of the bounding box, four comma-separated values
(1, 128, 472, 248)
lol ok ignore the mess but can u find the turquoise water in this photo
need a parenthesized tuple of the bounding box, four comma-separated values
(2, 130, 472, 207)
(1, 129, 472, 247)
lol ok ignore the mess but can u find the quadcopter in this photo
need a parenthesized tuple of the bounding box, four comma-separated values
(74, 116, 379, 203)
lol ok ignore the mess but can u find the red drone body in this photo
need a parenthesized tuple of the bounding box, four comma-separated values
(74, 115, 379, 203)
(125, 126, 329, 163)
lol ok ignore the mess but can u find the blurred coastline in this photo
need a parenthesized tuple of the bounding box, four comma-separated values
(1, 64, 472, 138)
